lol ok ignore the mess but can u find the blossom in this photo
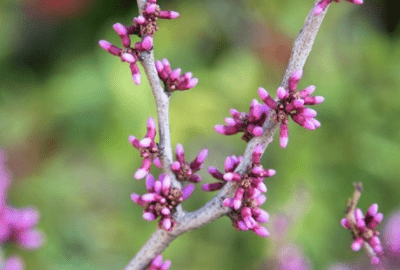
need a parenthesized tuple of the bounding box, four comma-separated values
(148, 254, 171, 270)
(0, 149, 44, 269)
(171, 144, 208, 183)
(314, 0, 363, 15)
(341, 203, 384, 265)
(214, 99, 269, 142)
(99, 0, 179, 85)
(258, 69, 324, 148)
(3, 256, 24, 270)
(202, 145, 275, 237)
(131, 174, 194, 231)
(129, 117, 159, 180)
(155, 59, 198, 92)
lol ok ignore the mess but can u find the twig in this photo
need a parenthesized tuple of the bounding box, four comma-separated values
(124, 1, 329, 269)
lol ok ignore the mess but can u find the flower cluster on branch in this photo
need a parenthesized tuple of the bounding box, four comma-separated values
(131, 174, 194, 231)
(99, 0, 179, 85)
(155, 59, 199, 92)
(214, 99, 269, 142)
(148, 254, 171, 270)
(171, 144, 208, 183)
(258, 69, 324, 148)
(202, 145, 275, 237)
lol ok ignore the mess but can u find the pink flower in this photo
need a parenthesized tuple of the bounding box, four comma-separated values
(258, 70, 324, 148)
(129, 117, 159, 180)
(314, 0, 363, 15)
(341, 203, 384, 265)
(148, 254, 171, 270)
(155, 59, 198, 92)
(202, 145, 275, 237)
(214, 99, 269, 142)
(131, 174, 194, 231)
(171, 144, 208, 183)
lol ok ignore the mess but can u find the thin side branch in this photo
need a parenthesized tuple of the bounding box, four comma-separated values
(125, 1, 329, 269)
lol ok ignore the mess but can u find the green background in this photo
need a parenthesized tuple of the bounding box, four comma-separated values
(0, 0, 399, 269)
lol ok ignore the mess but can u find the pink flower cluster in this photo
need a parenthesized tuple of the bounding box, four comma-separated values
(214, 99, 269, 142)
(99, 0, 179, 85)
(155, 59, 199, 92)
(314, 0, 363, 15)
(202, 145, 275, 237)
(171, 144, 208, 183)
(131, 174, 194, 231)
(0, 150, 44, 269)
(148, 254, 171, 270)
(341, 203, 384, 264)
(129, 117, 159, 180)
(258, 70, 324, 148)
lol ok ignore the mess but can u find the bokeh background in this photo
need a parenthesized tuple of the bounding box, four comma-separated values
(1, 0, 400, 269)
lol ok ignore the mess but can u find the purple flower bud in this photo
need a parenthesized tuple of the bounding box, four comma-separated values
(279, 123, 289, 148)
(277, 87, 288, 100)
(341, 218, 351, 229)
(208, 167, 224, 180)
(252, 223, 270, 237)
(367, 203, 379, 217)
(190, 149, 208, 171)
(98, 40, 121, 56)
(153, 157, 162, 168)
(252, 208, 270, 223)
(4, 256, 24, 270)
(143, 212, 156, 221)
(137, 15, 146, 24)
(159, 10, 180, 19)
(299, 85, 316, 98)
(134, 158, 152, 179)
(252, 144, 263, 164)
(223, 198, 234, 208)
(201, 182, 224, 192)
(351, 237, 364, 251)
(141, 36, 153, 51)
(145, 4, 157, 14)
(258, 87, 277, 110)
(161, 175, 171, 196)
(175, 144, 185, 163)
(129, 63, 141, 85)
(288, 70, 303, 92)
(162, 217, 172, 231)
(233, 188, 245, 210)
(182, 184, 195, 201)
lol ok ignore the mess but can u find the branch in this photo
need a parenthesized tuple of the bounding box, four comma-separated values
(136, 0, 181, 191)
(124, 1, 329, 269)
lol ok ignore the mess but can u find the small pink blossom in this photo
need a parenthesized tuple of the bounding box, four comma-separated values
(341, 203, 384, 265)
(155, 59, 198, 92)
(258, 69, 324, 148)
(131, 174, 194, 231)
(214, 99, 269, 142)
(202, 145, 274, 237)
(148, 254, 171, 270)
(314, 0, 363, 15)
(171, 144, 208, 183)
(129, 117, 159, 180)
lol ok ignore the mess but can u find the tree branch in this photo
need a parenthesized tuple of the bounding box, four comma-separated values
(124, 1, 329, 269)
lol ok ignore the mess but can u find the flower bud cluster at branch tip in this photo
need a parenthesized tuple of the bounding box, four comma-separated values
(0, 150, 44, 269)
(129, 117, 159, 180)
(214, 99, 269, 142)
(99, 0, 179, 85)
(258, 69, 324, 148)
(155, 59, 199, 92)
(171, 144, 208, 183)
(148, 254, 171, 270)
(131, 174, 194, 231)
(341, 203, 384, 265)
(314, 0, 363, 15)
(202, 145, 275, 237)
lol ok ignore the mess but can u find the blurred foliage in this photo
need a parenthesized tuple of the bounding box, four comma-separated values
(0, 0, 400, 269)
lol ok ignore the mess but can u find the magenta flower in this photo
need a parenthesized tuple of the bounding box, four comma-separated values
(148, 254, 171, 270)
(202, 145, 275, 237)
(171, 144, 208, 183)
(155, 59, 198, 92)
(3, 256, 24, 270)
(129, 117, 159, 180)
(0, 149, 44, 268)
(99, 0, 179, 85)
(258, 69, 324, 148)
(314, 0, 363, 15)
(341, 203, 384, 265)
(131, 174, 194, 231)
(214, 99, 270, 142)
